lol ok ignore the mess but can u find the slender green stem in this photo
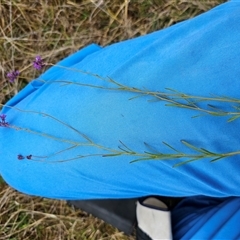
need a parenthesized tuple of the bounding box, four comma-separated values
(2, 104, 240, 166)
(3, 64, 240, 165)
(36, 65, 240, 121)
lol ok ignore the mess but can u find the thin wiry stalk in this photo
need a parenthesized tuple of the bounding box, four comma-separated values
(36, 64, 240, 122)
(2, 105, 240, 166)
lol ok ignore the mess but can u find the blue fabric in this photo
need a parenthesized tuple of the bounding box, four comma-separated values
(172, 196, 240, 239)
(1, 1, 240, 201)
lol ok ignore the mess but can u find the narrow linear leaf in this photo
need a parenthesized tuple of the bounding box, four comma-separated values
(130, 157, 155, 163)
(207, 104, 227, 114)
(199, 148, 215, 155)
(227, 115, 240, 122)
(128, 94, 145, 100)
(165, 103, 178, 107)
(173, 158, 202, 167)
(102, 153, 122, 157)
(209, 112, 227, 116)
(210, 156, 225, 162)
(162, 141, 182, 153)
(144, 142, 162, 154)
(181, 140, 204, 153)
(144, 151, 163, 156)
(165, 87, 179, 93)
(118, 146, 131, 153)
(119, 140, 134, 152)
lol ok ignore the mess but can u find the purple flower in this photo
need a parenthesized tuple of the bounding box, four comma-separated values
(0, 114, 9, 127)
(18, 155, 25, 160)
(7, 70, 20, 83)
(0, 114, 6, 122)
(33, 55, 45, 70)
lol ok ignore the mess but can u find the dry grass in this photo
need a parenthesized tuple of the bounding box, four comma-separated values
(0, 184, 132, 240)
(0, 0, 226, 239)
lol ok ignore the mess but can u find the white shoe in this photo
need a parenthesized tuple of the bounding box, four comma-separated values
(136, 197, 172, 240)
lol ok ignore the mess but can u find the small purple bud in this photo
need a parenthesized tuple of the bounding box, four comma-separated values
(18, 155, 25, 160)
(0, 114, 6, 122)
(0, 114, 9, 127)
(7, 70, 20, 83)
(33, 55, 45, 70)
